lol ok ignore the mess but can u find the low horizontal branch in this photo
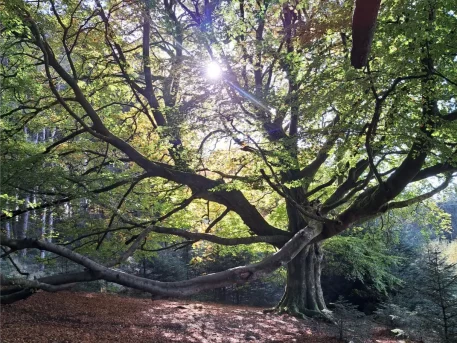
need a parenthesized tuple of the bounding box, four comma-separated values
(0, 274, 74, 293)
(0, 225, 321, 297)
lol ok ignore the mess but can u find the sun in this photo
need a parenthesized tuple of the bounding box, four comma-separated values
(206, 61, 222, 80)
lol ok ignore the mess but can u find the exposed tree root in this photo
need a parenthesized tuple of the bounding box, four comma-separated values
(264, 303, 335, 324)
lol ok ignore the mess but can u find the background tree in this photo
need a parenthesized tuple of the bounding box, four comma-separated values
(376, 241, 457, 342)
(403, 244, 457, 342)
(1, 0, 456, 319)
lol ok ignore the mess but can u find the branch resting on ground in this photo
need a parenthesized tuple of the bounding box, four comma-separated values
(1, 225, 320, 299)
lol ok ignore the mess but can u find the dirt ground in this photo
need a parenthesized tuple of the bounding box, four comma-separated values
(1, 291, 414, 342)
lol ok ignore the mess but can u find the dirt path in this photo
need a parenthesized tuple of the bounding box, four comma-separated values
(1, 291, 407, 342)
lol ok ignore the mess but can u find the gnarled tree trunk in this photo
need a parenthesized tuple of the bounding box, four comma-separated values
(272, 193, 329, 319)
(276, 242, 327, 318)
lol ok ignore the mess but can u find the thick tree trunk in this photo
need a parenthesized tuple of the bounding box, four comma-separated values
(276, 243, 328, 318)
(276, 191, 328, 319)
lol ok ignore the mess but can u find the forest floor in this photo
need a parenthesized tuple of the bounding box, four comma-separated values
(1, 291, 417, 343)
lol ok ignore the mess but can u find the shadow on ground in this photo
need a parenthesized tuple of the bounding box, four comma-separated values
(0, 291, 412, 342)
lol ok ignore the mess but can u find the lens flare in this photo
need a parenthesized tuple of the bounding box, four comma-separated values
(206, 61, 222, 80)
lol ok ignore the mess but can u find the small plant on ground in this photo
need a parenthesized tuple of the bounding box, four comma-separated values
(332, 296, 364, 341)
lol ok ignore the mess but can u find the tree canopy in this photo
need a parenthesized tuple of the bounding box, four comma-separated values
(1, 0, 456, 314)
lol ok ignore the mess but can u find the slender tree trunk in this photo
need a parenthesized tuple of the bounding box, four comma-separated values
(40, 209, 47, 270)
(47, 211, 53, 243)
(13, 194, 19, 238)
(6, 221, 11, 238)
(276, 242, 327, 318)
(19, 196, 30, 257)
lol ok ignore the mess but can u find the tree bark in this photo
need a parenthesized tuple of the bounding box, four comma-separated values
(276, 243, 328, 318)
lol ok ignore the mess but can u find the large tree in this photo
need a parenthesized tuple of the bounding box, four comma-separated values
(1, 0, 456, 318)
